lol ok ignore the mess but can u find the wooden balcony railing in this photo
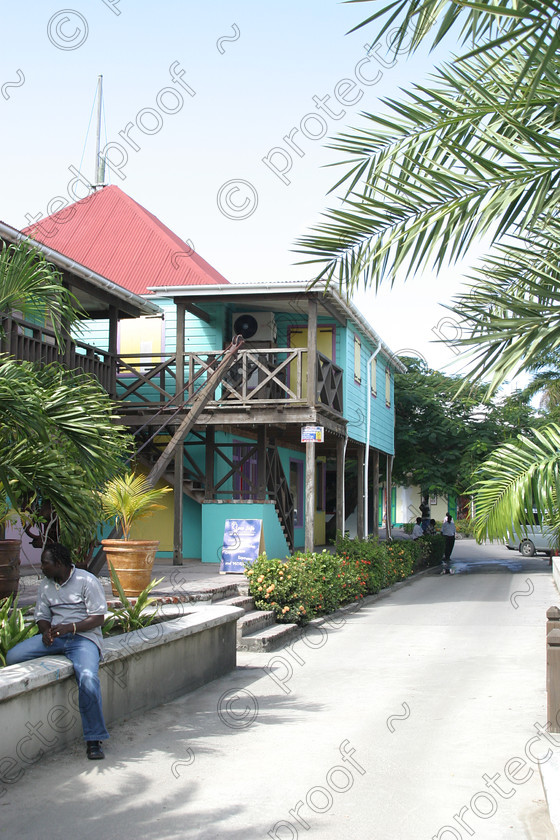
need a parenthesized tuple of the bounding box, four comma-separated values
(1, 319, 344, 418)
(1, 314, 114, 393)
(115, 348, 344, 416)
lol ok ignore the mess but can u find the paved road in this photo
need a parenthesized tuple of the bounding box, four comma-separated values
(1, 541, 558, 840)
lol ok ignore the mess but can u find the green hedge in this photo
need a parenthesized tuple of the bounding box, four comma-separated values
(246, 533, 443, 626)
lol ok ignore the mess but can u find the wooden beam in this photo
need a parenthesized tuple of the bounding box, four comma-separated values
(386, 454, 394, 540)
(257, 426, 267, 499)
(173, 448, 184, 565)
(319, 298, 345, 326)
(336, 436, 346, 536)
(146, 339, 242, 487)
(305, 440, 315, 551)
(184, 301, 212, 324)
(176, 300, 185, 404)
(205, 427, 215, 500)
(108, 305, 118, 398)
(372, 449, 379, 539)
(356, 444, 365, 539)
(307, 296, 318, 407)
(62, 271, 147, 317)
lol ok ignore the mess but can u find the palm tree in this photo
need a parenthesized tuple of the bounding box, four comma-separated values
(0, 240, 131, 557)
(0, 239, 81, 348)
(0, 356, 132, 554)
(296, 1, 560, 385)
(296, 0, 560, 538)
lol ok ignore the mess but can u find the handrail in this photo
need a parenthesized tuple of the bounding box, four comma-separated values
(266, 446, 294, 552)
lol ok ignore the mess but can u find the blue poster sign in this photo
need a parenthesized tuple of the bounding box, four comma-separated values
(220, 518, 265, 574)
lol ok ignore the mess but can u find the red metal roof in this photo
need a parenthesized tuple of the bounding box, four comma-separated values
(22, 185, 229, 294)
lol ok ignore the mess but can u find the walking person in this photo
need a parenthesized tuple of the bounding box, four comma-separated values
(6, 543, 109, 759)
(441, 513, 456, 574)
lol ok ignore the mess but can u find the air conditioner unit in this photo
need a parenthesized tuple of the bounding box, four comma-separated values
(233, 312, 277, 344)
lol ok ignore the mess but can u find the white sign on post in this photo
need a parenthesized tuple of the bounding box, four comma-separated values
(301, 425, 324, 443)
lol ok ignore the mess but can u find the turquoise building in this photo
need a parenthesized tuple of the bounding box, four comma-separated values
(21, 186, 405, 564)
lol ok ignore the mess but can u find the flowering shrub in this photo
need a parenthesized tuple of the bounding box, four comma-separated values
(246, 533, 443, 626)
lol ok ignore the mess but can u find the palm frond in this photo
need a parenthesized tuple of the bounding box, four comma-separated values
(445, 224, 560, 393)
(345, 0, 560, 101)
(0, 241, 83, 349)
(296, 47, 560, 293)
(471, 422, 560, 542)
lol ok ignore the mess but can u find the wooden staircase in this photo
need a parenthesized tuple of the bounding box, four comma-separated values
(135, 433, 295, 553)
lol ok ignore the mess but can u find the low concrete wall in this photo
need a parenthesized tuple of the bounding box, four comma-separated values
(0, 605, 243, 789)
(553, 557, 560, 596)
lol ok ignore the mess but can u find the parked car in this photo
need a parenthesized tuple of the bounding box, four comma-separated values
(506, 525, 556, 557)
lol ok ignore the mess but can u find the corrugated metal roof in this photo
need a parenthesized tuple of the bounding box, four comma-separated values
(22, 185, 229, 294)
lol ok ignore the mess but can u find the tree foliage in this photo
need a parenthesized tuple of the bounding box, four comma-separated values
(0, 240, 82, 348)
(393, 357, 535, 495)
(471, 424, 560, 543)
(0, 240, 132, 558)
(0, 356, 132, 553)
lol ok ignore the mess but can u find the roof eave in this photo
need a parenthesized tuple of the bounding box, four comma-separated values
(0, 221, 162, 317)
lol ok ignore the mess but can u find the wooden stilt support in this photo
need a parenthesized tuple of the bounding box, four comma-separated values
(305, 440, 316, 552)
(372, 449, 379, 539)
(357, 444, 365, 539)
(336, 436, 346, 537)
(173, 447, 184, 566)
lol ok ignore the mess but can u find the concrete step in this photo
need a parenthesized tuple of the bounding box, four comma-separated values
(147, 580, 243, 605)
(219, 595, 255, 612)
(237, 621, 300, 652)
(237, 609, 276, 641)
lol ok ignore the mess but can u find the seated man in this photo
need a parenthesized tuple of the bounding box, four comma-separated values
(7, 543, 109, 760)
(412, 517, 424, 539)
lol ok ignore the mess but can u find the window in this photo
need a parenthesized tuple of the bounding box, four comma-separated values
(385, 368, 391, 407)
(289, 459, 304, 527)
(354, 335, 361, 384)
(370, 357, 377, 397)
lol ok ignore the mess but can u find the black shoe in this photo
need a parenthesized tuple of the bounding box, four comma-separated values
(86, 740, 105, 760)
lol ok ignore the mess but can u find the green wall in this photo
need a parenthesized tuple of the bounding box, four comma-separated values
(201, 501, 290, 564)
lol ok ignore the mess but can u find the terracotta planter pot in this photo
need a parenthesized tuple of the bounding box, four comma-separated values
(101, 539, 159, 597)
(0, 539, 21, 599)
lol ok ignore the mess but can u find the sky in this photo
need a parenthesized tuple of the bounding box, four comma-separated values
(1, 0, 478, 375)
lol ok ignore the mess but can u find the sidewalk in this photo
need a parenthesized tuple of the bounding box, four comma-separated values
(4, 539, 559, 839)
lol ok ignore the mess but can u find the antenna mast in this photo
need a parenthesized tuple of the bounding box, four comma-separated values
(93, 74, 106, 190)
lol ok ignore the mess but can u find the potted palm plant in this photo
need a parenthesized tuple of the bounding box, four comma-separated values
(100, 471, 171, 596)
